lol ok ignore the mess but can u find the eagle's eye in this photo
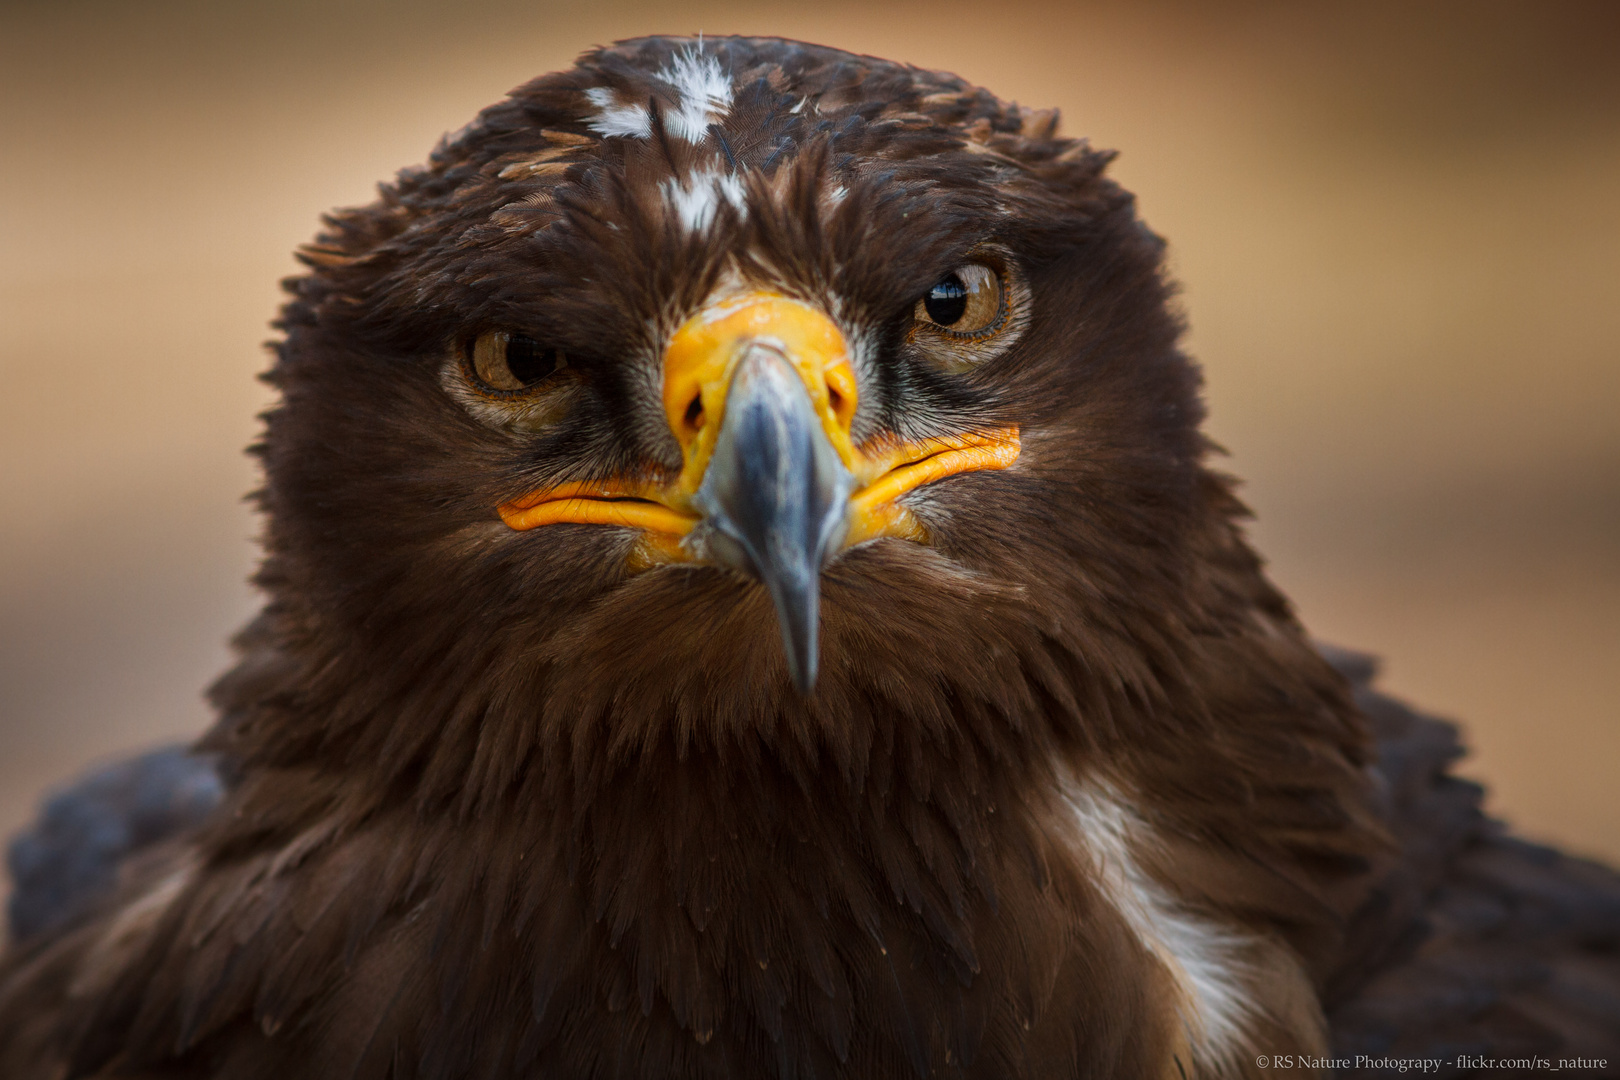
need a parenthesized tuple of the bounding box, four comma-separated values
(908, 259, 1025, 372)
(468, 331, 567, 394)
(915, 264, 1004, 337)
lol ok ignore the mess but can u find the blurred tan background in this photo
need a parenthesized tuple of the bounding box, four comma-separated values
(1, 0, 1616, 865)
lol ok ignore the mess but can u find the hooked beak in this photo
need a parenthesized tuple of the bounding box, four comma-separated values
(496, 291, 1020, 693)
(691, 342, 854, 692)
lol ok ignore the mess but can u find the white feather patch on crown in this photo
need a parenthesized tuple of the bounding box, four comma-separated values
(657, 47, 735, 143)
(584, 47, 733, 145)
(584, 86, 653, 140)
(661, 166, 748, 233)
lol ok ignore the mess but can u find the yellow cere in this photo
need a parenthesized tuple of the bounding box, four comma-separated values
(661, 292, 859, 498)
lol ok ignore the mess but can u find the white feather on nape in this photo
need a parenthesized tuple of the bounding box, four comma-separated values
(584, 86, 653, 140)
(661, 167, 747, 233)
(656, 46, 734, 143)
(1059, 774, 1258, 1075)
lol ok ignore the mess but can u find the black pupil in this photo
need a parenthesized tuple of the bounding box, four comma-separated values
(923, 273, 968, 326)
(505, 335, 557, 386)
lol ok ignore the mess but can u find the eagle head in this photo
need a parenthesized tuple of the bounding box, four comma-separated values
(261, 36, 1210, 738)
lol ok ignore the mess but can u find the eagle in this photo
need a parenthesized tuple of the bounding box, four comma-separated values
(2, 35, 1617, 1079)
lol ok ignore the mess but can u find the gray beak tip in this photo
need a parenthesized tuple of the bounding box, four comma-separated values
(771, 579, 820, 696)
(787, 647, 818, 696)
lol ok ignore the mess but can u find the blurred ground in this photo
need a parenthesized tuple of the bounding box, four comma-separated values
(1, 0, 1616, 862)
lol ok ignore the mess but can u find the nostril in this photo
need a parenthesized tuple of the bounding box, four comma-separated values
(826, 384, 856, 430)
(823, 363, 858, 430)
(684, 394, 705, 433)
